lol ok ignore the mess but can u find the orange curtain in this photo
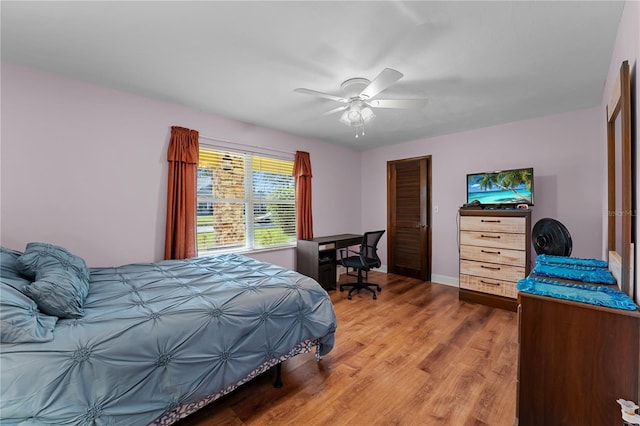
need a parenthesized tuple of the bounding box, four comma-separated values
(164, 126, 199, 260)
(293, 151, 313, 240)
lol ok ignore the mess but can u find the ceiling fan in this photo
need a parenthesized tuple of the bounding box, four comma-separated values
(295, 68, 428, 138)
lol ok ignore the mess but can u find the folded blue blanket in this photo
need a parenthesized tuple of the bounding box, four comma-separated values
(532, 262, 617, 285)
(536, 254, 608, 269)
(517, 276, 637, 311)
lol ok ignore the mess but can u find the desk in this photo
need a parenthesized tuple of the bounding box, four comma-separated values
(296, 234, 362, 291)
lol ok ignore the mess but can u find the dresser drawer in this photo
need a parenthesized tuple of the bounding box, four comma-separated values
(460, 274, 518, 299)
(459, 244, 526, 267)
(460, 230, 526, 250)
(460, 259, 526, 282)
(460, 216, 526, 234)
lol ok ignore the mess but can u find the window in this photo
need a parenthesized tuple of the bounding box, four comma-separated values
(197, 147, 296, 254)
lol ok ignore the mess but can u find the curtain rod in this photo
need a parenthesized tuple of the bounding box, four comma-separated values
(199, 134, 295, 157)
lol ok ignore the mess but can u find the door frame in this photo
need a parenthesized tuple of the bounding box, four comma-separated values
(387, 155, 432, 281)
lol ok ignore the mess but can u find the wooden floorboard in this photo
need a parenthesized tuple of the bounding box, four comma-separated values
(175, 272, 518, 426)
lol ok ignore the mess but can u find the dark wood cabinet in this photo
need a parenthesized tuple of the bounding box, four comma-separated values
(517, 292, 640, 425)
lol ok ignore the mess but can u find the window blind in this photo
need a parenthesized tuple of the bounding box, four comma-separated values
(197, 147, 296, 254)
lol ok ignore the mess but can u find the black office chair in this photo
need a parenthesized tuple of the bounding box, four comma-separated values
(337, 230, 385, 300)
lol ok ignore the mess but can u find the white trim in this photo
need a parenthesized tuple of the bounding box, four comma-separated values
(364, 268, 458, 287)
(430, 274, 459, 287)
(198, 243, 296, 258)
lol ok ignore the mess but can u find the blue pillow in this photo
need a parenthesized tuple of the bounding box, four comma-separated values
(16, 242, 89, 281)
(1, 247, 58, 343)
(16, 243, 90, 319)
(1, 246, 31, 294)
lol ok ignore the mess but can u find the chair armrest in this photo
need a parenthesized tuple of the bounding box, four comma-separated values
(338, 248, 359, 259)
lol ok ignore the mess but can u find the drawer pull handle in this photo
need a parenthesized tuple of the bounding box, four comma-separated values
(481, 265, 501, 271)
(481, 219, 501, 223)
(481, 249, 501, 254)
(480, 234, 501, 239)
(480, 280, 501, 286)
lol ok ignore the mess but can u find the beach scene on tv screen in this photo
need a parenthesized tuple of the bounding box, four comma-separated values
(467, 169, 533, 204)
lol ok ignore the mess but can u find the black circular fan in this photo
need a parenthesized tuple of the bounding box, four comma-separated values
(532, 218, 572, 256)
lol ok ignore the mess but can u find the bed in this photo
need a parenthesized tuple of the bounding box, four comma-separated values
(0, 244, 337, 425)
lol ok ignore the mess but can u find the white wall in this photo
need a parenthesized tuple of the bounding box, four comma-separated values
(0, 63, 362, 269)
(361, 107, 603, 284)
(601, 0, 639, 303)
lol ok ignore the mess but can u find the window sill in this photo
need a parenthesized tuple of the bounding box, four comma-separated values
(197, 244, 295, 258)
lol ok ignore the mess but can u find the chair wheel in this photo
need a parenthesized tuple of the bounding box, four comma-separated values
(377, 286, 381, 292)
(373, 294, 377, 300)
(348, 295, 352, 300)
(339, 287, 344, 292)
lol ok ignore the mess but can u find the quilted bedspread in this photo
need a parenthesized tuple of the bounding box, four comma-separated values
(0, 254, 337, 425)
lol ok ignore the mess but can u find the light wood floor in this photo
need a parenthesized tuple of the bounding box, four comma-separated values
(176, 272, 518, 426)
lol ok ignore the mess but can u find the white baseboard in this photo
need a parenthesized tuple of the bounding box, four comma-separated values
(430, 274, 459, 287)
(340, 266, 457, 288)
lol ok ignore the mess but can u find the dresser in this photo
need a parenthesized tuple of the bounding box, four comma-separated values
(458, 209, 531, 311)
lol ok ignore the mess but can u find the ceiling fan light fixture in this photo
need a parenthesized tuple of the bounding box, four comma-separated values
(339, 105, 376, 127)
(360, 106, 375, 123)
(339, 104, 376, 138)
(347, 109, 361, 122)
(339, 109, 353, 126)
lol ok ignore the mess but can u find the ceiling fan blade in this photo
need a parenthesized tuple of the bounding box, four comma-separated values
(368, 99, 428, 109)
(321, 105, 348, 116)
(360, 68, 403, 99)
(294, 88, 347, 103)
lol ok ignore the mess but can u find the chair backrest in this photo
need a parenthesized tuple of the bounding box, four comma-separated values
(360, 230, 385, 269)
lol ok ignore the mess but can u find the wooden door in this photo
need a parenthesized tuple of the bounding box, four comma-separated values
(387, 156, 431, 280)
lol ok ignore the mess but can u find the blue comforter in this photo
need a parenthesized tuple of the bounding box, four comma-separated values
(1, 254, 337, 425)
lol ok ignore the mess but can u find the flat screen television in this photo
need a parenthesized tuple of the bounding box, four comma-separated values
(466, 167, 534, 206)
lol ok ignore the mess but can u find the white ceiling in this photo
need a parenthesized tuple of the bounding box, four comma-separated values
(1, 1, 625, 150)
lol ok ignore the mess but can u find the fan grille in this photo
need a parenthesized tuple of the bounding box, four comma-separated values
(532, 218, 572, 256)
